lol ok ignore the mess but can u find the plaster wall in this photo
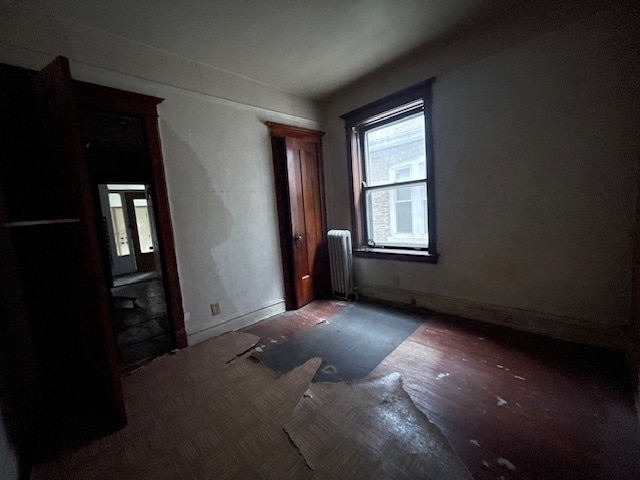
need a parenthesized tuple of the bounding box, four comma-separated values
(323, 7, 640, 339)
(0, 1, 323, 344)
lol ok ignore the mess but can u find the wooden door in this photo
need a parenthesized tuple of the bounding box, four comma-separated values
(269, 123, 329, 309)
(124, 191, 156, 272)
(31, 57, 126, 428)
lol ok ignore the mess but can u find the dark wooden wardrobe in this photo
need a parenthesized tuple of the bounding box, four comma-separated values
(0, 56, 184, 472)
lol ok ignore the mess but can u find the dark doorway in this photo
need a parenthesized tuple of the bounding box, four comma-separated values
(74, 82, 187, 352)
(96, 183, 174, 371)
(79, 104, 180, 371)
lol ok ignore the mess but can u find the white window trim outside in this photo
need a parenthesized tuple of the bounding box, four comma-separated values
(388, 161, 427, 245)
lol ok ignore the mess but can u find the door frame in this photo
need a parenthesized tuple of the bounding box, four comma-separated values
(74, 81, 187, 348)
(33, 57, 127, 426)
(267, 122, 327, 310)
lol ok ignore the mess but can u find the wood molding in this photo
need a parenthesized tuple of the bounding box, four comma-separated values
(73, 80, 162, 115)
(266, 122, 325, 140)
(74, 81, 187, 349)
(187, 300, 285, 346)
(358, 283, 629, 351)
(340, 79, 437, 256)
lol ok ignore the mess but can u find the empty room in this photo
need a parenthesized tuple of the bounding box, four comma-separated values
(1, 1, 639, 479)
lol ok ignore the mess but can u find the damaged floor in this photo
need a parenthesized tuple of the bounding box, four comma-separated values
(244, 301, 640, 480)
(31, 329, 471, 479)
(111, 277, 175, 372)
(31, 300, 640, 479)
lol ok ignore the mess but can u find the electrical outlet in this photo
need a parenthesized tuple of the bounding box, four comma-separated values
(210, 302, 221, 316)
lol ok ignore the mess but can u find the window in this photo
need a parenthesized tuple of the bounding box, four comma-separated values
(341, 79, 437, 262)
(389, 163, 426, 239)
(108, 192, 130, 257)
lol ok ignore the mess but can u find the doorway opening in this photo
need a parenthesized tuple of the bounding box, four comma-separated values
(97, 183, 174, 371)
(75, 83, 187, 372)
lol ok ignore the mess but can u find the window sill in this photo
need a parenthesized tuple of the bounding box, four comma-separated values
(354, 247, 439, 264)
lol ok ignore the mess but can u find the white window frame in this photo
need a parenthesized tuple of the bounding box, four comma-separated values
(389, 162, 427, 242)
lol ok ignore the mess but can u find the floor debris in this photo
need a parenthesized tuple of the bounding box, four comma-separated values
(497, 457, 517, 470)
(496, 396, 508, 406)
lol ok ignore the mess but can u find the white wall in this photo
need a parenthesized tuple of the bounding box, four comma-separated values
(0, 0, 323, 344)
(322, 6, 640, 347)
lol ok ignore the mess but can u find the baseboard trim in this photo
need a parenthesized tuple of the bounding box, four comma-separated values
(187, 300, 286, 346)
(358, 284, 629, 351)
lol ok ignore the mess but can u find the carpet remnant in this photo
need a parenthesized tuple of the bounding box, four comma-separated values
(284, 373, 474, 480)
(252, 303, 423, 382)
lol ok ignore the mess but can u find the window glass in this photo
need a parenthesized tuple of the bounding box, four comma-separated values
(364, 113, 426, 187)
(362, 111, 428, 248)
(341, 78, 436, 258)
(366, 184, 428, 247)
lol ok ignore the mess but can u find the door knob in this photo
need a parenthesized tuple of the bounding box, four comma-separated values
(294, 233, 302, 246)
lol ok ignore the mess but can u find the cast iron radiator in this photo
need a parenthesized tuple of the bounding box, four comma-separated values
(327, 229, 353, 299)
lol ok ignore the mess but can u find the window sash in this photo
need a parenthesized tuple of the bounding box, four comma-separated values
(359, 112, 428, 250)
(363, 180, 428, 249)
(340, 77, 437, 260)
(358, 106, 425, 184)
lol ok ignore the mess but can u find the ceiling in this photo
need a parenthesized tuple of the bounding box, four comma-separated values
(20, 0, 614, 100)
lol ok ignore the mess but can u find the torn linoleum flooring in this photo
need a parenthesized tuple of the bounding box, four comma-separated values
(286, 374, 473, 480)
(31, 332, 472, 480)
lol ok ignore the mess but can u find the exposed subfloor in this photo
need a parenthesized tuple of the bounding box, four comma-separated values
(111, 278, 174, 372)
(242, 300, 640, 480)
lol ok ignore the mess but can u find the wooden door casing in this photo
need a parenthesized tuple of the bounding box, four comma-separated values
(269, 122, 329, 309)
(74, 80, 188, 349)
(32, 57, 126, 426)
